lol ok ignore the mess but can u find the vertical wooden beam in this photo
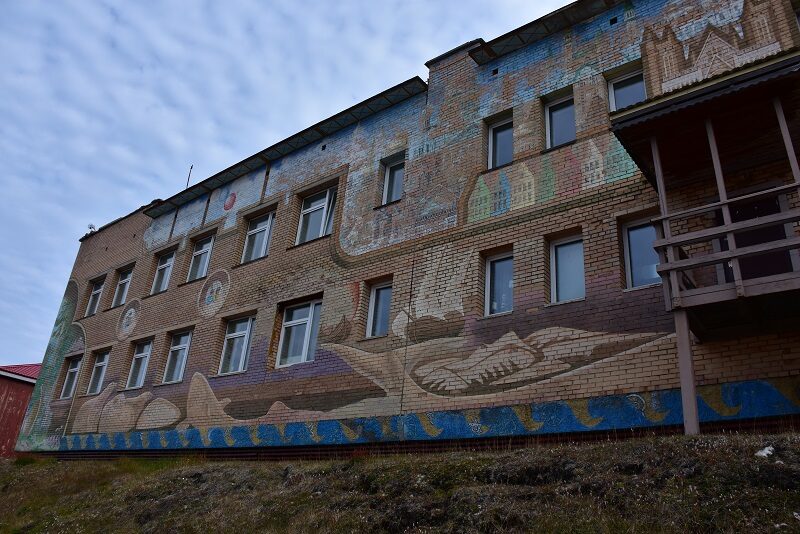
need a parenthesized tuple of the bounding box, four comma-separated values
(706, 119, 745, 296)
(651, 137, 680, 309)
(675, 309, 699, 435)
(774, 97, 800, 184)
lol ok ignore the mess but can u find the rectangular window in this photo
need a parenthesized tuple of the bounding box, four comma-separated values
(151, 251, 174, 294)
(485, 253, 513, 316)
(367, 282, 392, 338)
(383, 162, 405, 204)
(87, 351, 109, 395)
(488, 118, 513, 169)
(296, 187, 337, 244)
(112, 268, 132, 308)
(60, 358, 81, 399)
(241, 213, 275, 263)
(126, 340, 152, 389)
(551, 237, 586, 303)
(187, 236, 213, 282)
(163, 331, 191, 383)
(85, 279, 104, 317)
(609, 71, 646, 111)
(278, 300, 322, 367)
(546, 95, 576, 149)
(624, 222, 661, 288)
(219, 317, 254, 375)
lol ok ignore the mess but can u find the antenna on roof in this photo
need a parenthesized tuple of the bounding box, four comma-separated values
(185, 164, 193, 189)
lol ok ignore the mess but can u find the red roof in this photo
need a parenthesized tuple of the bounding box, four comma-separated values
(0, 364, 41, 381)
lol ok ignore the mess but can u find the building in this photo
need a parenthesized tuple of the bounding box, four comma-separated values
(1, 364, 40, 457)
(16, 0, 800, 455)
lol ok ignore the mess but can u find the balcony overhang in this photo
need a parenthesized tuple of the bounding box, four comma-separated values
(611, 52, 800, 187)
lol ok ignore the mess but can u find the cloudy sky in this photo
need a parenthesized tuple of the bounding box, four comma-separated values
(0, 0, 570, 366)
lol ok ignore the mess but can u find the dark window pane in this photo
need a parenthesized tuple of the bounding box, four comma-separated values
(386, 164, 404, 203)
(555, 240, 585, 302)
(549, 99, 576, 147)
(488, 256, 513, 314)
(613, 73, 646, 110)
(627, 224, 660, 287)
(298, 208, 324, 243)
(324, 189, 337, 235)
(491, 121, 513, 168)
(370, 286, 392, 337)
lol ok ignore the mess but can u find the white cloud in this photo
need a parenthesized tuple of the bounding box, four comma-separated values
(0, 0, 570, 365)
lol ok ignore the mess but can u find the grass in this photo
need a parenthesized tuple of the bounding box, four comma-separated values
(1, 434, 799, 533)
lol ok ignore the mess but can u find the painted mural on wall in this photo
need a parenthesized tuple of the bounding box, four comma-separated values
(197, 270, 230, 318)
(17, 282, 85, 451)
(116, 299, 140, 341)
(206, 167, 266, 230)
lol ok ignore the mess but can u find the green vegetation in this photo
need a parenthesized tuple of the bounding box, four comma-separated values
(1, 434, 799, 533)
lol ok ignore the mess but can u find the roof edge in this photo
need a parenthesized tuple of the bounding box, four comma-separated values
(425, 39, 484, 67)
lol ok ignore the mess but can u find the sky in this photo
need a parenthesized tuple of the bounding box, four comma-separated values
(0, 0, 571, 366)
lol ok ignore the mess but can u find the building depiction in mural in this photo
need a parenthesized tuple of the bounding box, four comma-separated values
(17, 0, 800, 454)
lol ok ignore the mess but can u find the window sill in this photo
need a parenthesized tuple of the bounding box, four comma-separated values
(78, 392, 102, 398)
(545, 297, 585, 308)
(143, 290, 167, 300)
(104, 304, 125, 312)
(541, 139, 577, 155)
(154, 380, 184, 387)
(275, 359, 315, 370)
(178, 276, 207, 288)
(374, 199, 402, 210)
(287, 234, 331, 250)
(477, 310, 514, 321)
(484, 160, 515, 174)
(209, 370, 248, 379)
(118, 386, 144, 392)
(51, 397, 74, 405)
(623, 282, 662, 293)
(357, 334, 389, 342)
(233, 254, 270, 270)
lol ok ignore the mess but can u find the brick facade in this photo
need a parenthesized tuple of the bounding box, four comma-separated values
(17, 0, 800, 453)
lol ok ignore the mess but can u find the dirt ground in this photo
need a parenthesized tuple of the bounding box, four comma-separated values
(2, 434, 800, 533)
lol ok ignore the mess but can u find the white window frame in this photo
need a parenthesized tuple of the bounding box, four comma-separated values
(151, 251, 175, 294)
(295, 187, 337, 245)
(366, 281, 393, 338)
(112, 268, 133, 308)
(162, 330, 192, 384)
(241, 212, 275, 263)
(622, 219, 662, 290)
(382, 161, 405, 205)
(60, 357, 82, 399)
(545, 93, 575, 149)
(484, 252, 514, 316)
(487, 117, 513, 169)
(126, 340, 152, 389)
(85, 279, 104, 317)
(86, 351, 109, 395)
(276, 299, 322, 368)
(550, 235, 585, 304)
(218, 317, 255, 375)
(187, 236, 214, 282)
(608, 70, 646, 112)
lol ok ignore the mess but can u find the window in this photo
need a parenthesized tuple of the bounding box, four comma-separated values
(87, 351, 109, 395)
(296, 187, 337, 244)
(112, 268, 133, 308)
(383, 161, 405, 204)
(187, 236, 213, 282)
(241, 213, 275, 263)
(624, 222, 661, 288)
(551, 237, 585, 303)
(367, 282, 392, 338)
(85, 279, 104, 317)
(60, 358, 81, 399)
(488, 118, 513, 169)
(485, 253, 513, 315)
(151, 251, 174, 294)
(163, 331, 191, 383)
(219, 317, 254, 375)
(609, 71, 646, 111)
(277, 300, 322, 367)
(126, 340, 152, 389)
(545, 95, 576, 148)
